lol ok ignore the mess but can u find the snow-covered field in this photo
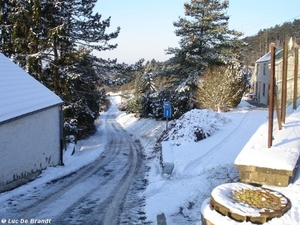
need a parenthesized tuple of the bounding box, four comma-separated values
(0, 94, 299, 225)
(116, 95, 300, 225)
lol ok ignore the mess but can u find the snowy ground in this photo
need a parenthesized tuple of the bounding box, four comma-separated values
(116, 95, 300, 225)
(0, 94, 299, 225)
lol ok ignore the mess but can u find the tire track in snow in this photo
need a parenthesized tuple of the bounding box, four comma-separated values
(1, 99, 147, 225)
(10, 120, 124, 220)
(183, 109, 266, 174)
(51, 111, 145, 225)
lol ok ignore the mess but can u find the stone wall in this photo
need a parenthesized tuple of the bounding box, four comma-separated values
(234, 164, 295, 187)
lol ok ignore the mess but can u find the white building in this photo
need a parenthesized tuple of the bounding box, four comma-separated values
(251, 48, 283, 105)
(252, 47, 300, 106)
(0, 53, 64, 193)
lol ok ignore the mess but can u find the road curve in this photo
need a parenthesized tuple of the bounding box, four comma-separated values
(0, 99, 147, 224)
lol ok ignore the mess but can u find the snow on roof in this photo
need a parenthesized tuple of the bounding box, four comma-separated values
(0, 53, 63, 123)
(256, 48, 283, 63)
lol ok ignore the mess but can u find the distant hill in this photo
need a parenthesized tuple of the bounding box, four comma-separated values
(242, 19, 300, 66)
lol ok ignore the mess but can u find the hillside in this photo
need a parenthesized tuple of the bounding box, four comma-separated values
(242, 19, 300, 65)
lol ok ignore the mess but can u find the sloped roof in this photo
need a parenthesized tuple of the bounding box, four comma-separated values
(0, 53, 63, 123)
(256, 48, 283, 63)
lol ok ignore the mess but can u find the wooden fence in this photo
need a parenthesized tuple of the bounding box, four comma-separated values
(268, 39, 300, 147)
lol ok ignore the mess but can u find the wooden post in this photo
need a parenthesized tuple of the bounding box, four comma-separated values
(281, 40, 288, 123)
(274, 95, 282, 130)
(166, 117, 168, 130)
(294, 45, 299, 109)
(268, 43, 276, 148)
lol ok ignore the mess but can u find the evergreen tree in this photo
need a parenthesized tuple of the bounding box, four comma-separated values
(0, 0, 120, 139)
(124, 59, 145, 114)
(0, 0, 14, 56)
(63, 48, 107, 138)
(123, 59, 174, 117)
(243, 19, 300, 65)
(165, 0, 243, 110)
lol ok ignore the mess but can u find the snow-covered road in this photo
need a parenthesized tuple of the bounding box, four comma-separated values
(0, 98, 147, 225)
(2, 95, 298, 225)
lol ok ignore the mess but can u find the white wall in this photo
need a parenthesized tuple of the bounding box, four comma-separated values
(257, 62, 270, 105)
(0, 106, 62, 192)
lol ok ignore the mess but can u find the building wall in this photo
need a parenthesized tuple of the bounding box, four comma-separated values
(0, 106, 62, 192)
(254, 62, 270, 105)
(253, 48, 300, 106)
(275, 53, 300, 107)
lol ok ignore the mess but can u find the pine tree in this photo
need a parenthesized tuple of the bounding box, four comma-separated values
(0, 0, 120, 139)
(0, 0, 14, 56)
(62, 48, 106, 138)
(166, 0, 243, 109)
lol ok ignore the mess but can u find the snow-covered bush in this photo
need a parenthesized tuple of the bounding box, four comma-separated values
(63, 98, 99, 139)
(64, 119, 78, 144)
(158, 109, 230, 145)
(194, 66, 247, 112)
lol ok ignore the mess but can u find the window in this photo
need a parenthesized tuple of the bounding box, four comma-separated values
(263, 63, 266, 75)
(263, 83, 266, 96)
